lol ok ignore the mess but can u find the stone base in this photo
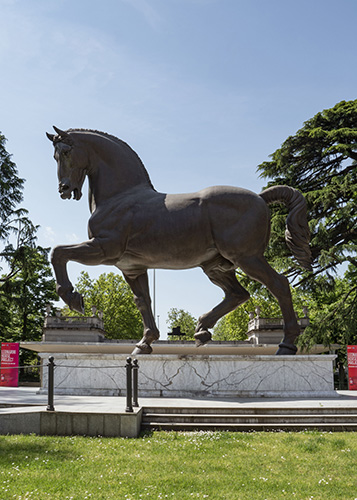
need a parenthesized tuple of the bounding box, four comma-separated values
(0, 409, 142, 438)
(43, 330, 105, 343)
(42, 315, 105, 343)
(38, 353, 337, 398)
(248, 331, 284, 345)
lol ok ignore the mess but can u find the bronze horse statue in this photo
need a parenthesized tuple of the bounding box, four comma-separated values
(46, 127, 312, 355)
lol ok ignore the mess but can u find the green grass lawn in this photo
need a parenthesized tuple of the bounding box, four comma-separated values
(0, 431, 356, 499)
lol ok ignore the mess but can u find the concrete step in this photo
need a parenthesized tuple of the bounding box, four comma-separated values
(143, 406, 357, 415)
(141, 421, 357, 432)
(141, 406, 357, 432)
(142, 413, 357, 425)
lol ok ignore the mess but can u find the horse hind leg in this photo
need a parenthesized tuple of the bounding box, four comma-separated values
(237, 255, 299, 355)
(195, 264, 250, 346)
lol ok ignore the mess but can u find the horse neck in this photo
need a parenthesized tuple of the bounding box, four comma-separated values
(84, 134, 154, 207)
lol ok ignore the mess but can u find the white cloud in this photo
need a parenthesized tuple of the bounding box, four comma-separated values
(41, 226, 56, 243)
(65, 233, 81, 244)
(39, 226, 84, 247)
(120, 0, 163, 29)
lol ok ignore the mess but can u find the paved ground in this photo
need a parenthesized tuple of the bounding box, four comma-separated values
(1, 386, 357, 414)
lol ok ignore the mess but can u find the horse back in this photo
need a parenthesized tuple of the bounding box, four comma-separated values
(88, 185, 270, 270)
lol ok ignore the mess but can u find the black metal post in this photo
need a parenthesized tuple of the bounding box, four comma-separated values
(125, 357, 133, 413)
(338, 362, 346, 390)
(132, 359, 139, 407)
(46, 356, 55, 411)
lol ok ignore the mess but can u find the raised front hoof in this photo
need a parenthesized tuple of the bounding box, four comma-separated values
(132, 343, 153, 355)
(276, 343, 297, 355)
(69, 292, 85, 315)
(194, 330, 212, 347)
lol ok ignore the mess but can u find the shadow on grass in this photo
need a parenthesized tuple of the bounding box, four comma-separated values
(0, 435, 81, 465)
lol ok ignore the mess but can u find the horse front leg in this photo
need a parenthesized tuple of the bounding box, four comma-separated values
(51, 239, 105, 314)
(123, 271, 159, 355)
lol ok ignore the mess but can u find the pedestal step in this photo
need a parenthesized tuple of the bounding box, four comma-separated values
(142, 406, 357, 432)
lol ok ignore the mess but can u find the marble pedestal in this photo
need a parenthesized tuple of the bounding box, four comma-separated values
(38, 352, 337, 398)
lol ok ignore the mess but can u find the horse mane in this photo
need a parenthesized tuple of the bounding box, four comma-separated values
(67, 128, 156, 191)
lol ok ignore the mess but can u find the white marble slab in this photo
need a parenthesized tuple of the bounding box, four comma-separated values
(39, 353, 337, 398)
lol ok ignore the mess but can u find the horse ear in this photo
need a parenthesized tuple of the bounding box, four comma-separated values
(46, 132, 55, 142)
(53, 126, 69, 137)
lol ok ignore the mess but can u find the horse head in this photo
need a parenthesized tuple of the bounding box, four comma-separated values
(46, 126, 87, 201)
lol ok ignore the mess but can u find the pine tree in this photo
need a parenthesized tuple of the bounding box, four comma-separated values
(257, 100, 357, 349)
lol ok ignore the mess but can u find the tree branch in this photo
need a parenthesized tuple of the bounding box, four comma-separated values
(347, 150, 357, 161)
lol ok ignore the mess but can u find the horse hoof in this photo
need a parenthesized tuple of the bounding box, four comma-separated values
(276, 343, 297, 355)
(143, 329, 160, 344)
(70, 292, 85, 315)
(132, 343, 153, 355)
(194, 330, 212, 347)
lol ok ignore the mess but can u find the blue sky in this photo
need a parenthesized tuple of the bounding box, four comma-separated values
(1, 0, 356, 336)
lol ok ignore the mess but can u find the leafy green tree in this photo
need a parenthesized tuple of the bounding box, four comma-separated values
(0, 131, 57, 378)
(61, 272, 143, 339)
(0, 245, 57, 343)
(0, 131, 38, 281)
(166, 308, 197, 340)
(0, 219, 39, 283)
(0, 131, 57, 344)
(258, 99, 357, 278)
(296, 267, 357, 353)
(0, 244, 57, 377)
(0, 132, 24, 241)
(257, 99, 357, 349)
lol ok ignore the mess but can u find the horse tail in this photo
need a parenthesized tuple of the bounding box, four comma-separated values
(259, 185, 312, 271)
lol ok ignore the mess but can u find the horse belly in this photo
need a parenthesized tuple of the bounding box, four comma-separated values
(118, 247, 218, 271)
(118, 204, 216, 271)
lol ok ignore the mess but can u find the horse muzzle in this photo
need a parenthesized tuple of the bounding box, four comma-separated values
(59, 183, 82, 200)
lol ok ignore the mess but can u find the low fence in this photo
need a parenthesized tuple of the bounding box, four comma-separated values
(47, 356, 139, 412)
(1, 357, 139, 413)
